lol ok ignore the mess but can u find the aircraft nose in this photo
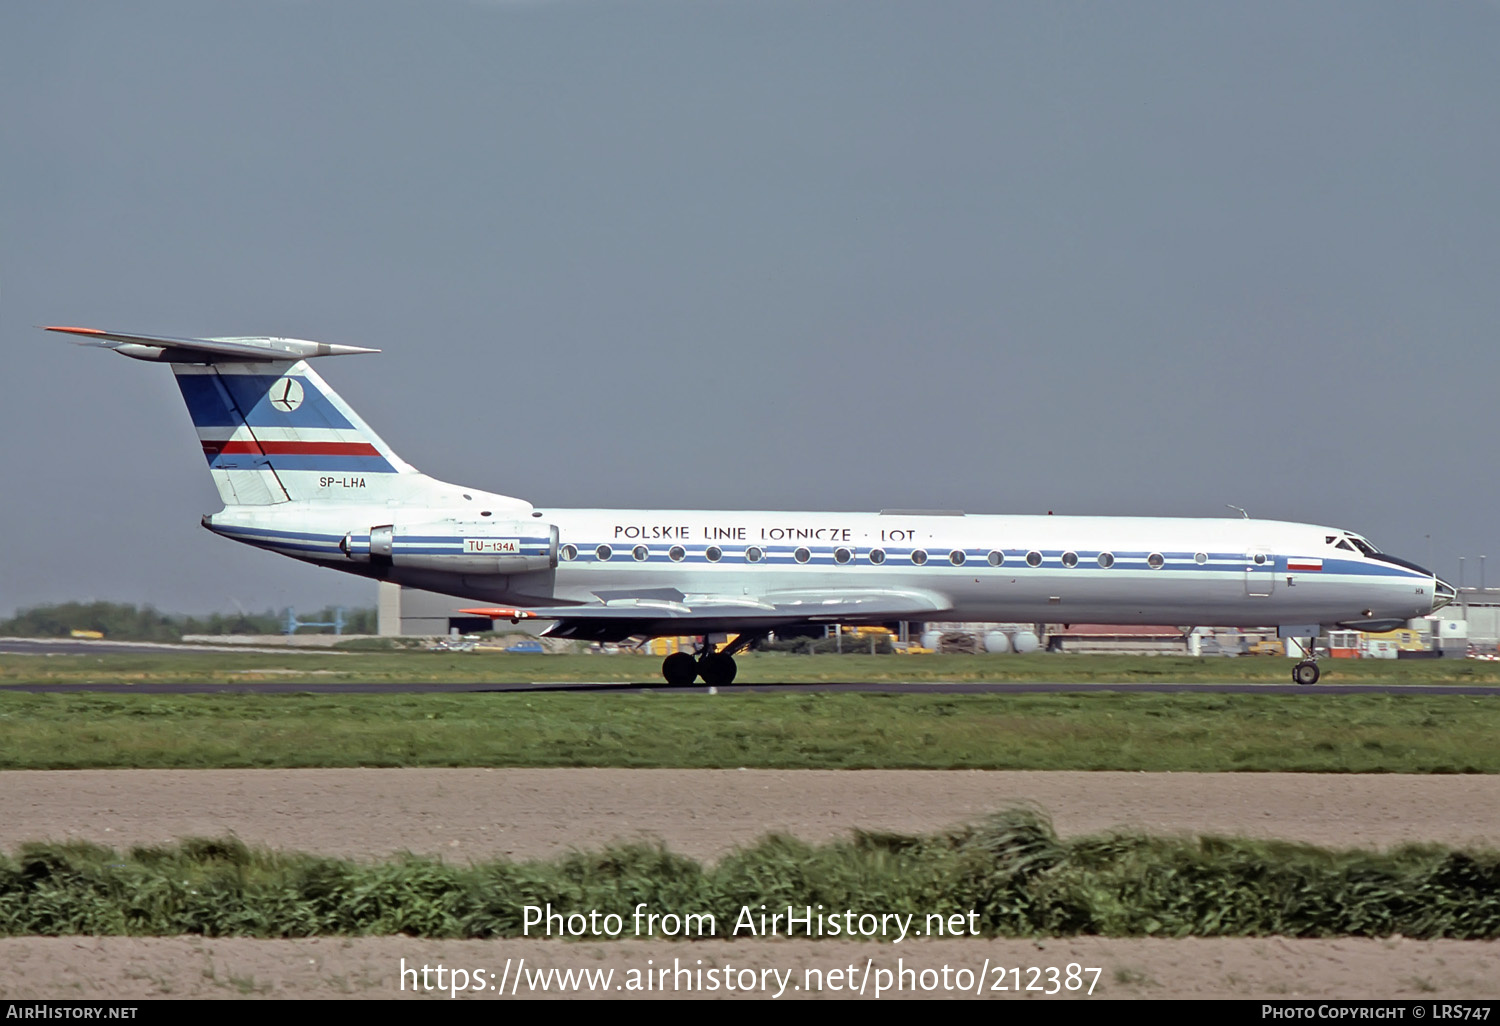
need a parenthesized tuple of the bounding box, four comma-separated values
(1432, 576, 1457, 612)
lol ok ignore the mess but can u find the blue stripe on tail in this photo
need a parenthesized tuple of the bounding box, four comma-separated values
(175, 374, 356, 429)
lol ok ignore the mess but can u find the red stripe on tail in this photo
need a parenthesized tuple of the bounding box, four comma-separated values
(201, 440, 382, 456)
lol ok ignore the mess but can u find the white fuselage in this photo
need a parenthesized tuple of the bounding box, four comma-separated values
(61, 328, 1451, 663)
(205, 503, 1449, 631)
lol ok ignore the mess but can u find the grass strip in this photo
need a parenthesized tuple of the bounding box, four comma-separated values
(0, 691, 1497, 772)
(3, 811, 1495, 939)
(7, 651, 1500, 686)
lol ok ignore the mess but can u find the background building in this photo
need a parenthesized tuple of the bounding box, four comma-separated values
(379, 583, 508, 638)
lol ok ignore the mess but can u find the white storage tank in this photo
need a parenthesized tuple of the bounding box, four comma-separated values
(983, 631, 1011, 654)
(1011, 630, 1040, 653)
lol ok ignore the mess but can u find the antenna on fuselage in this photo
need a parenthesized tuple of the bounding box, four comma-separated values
(1226, 504, 1249, 520)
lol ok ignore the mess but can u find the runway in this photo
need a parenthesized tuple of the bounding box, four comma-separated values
(7, 680, 1500, 695)
(7, 636, 1498, 695)
(0, 637, 336, 656)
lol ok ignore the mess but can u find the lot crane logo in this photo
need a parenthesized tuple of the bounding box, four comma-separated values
(268, 377, 305, 412)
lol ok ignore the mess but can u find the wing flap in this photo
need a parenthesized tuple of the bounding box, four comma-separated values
(459, 588, 952, 641)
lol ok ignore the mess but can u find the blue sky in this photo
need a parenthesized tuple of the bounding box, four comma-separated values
(3, 1, 1498, 614)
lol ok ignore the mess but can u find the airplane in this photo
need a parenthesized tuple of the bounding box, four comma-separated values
(49, 325, 1456, 687)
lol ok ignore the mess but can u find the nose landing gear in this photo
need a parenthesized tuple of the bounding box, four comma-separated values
(1292, 660, 1321, 685)
(1286, 633, 1322, 685)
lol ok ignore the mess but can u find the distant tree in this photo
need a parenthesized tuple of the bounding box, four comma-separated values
(0, 602, 377, 640)
(0, 601, 179, 641)
(343, 607, 378, 634)
(179, 609, 283, 636)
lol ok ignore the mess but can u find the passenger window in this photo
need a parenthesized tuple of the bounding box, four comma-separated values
(834, 547, 853, 564)
(746, 546, 764, 563)
(669, 545, 686, 562)
(1061, 551, 1078, 568)
(705, 546, 722, 562)
(560, 544, 578, 561)
(595, 544, 612, 561)
(1194, 552, 1207, 564)
(1097, 552, 1114, 568)
(949, 550, 966, 566)
(1147, 552, 1164, 569)
(1025, 551, 1042, 567)
(869, 548, 887, 565)
(794, 547, 811, 563)
(911, 549, 929, 566)
(633, 545, 649, 561)
(987, 550, 1004, 567)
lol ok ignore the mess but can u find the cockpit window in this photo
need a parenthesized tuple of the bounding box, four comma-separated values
(1331, 533, 1379, 556)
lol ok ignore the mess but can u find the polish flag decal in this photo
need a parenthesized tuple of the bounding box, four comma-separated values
(1287, 558, 1324, 572)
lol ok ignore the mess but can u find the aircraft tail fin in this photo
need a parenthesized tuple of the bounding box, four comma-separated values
(49, 326, 445, 508)
(170, 359, 418, 506)
(52, 325, 535, 512)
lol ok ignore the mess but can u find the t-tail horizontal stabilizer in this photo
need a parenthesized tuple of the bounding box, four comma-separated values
(44, 326, 379, 362)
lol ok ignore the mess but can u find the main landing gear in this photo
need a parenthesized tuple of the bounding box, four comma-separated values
(659, 633, 767, 687)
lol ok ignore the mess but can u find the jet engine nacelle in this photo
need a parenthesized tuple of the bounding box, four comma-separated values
(341, 521, 558, 574)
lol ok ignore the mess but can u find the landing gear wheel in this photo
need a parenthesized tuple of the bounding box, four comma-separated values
(1292, 661, 1320, 686)
(698, 653, 738, 687)
(662, 652, 698, 687)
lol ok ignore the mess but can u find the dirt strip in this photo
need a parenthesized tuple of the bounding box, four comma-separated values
(2, 768, 1497, 1000)
(0, 936, 1494, 1000)
(1, 768, 1497, 861)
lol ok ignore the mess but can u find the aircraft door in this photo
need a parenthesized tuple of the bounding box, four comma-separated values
(1245, 550, 1275, 597)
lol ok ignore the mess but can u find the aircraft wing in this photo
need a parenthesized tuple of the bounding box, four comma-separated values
(459, 587, 953, 642)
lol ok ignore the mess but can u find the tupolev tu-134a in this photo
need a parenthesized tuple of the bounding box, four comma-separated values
(50, 326, 1455, 687)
